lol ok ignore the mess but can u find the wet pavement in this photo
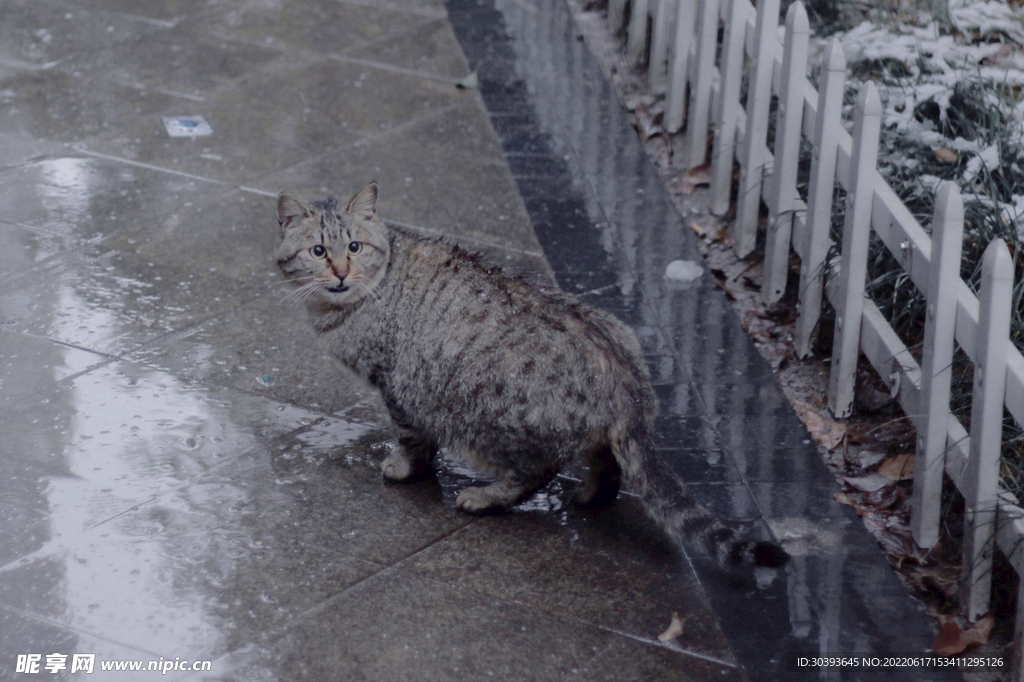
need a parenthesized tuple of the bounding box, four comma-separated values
(0, 0, 961, 681)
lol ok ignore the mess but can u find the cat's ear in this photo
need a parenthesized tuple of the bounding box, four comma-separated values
(345, 182, 378, 221)
(277, 193, 311, 230)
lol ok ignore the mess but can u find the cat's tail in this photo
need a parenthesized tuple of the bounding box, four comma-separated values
(620, 433, 789, 570)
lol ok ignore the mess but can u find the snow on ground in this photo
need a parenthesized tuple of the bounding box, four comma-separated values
(821, 0, 1024, 234)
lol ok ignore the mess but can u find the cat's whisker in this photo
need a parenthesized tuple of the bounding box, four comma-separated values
(277, 276, 315, 295)
(280, 283, 307, 302)
(288, 291, 319, 311)
(281, 280, 322, 309)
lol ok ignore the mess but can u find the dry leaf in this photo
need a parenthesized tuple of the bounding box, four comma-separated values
(862, 481, 904, 509)
(834, 491, 857, 507)
(843, 474, 892, 493)
(682, 162, 713, 194)
(713, 223, 734, 247)
(637, 116, 664, 142)
(625, 94, 656, 111)
(692, 220, 716, 238)
(934, 148, 958, 163)
(846, 449, 886, 469)
(933, 615, 995, 655)
(794, 402, 846, 450)
(878, 453, 915, 481)
(658, 612, 686, 641)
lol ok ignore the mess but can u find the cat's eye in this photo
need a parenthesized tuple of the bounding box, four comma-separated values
(310, 244, 327, 258)
(347, 241, 362, 254)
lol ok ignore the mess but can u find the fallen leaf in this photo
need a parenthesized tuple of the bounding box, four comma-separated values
(658, 612, 686, 641)
(843, 474, 892, 493)
(934, 148, 958, 163)
(682, 162, 713, 194)
(856, 423, 915, 450)
(878, 453, 915, 481)
(637, 118, 665, 142)
(862, 481, 904, 509)
(917, 573, 960, 606)
(752, 302, 798, 324)
(834, 491, 856, 507)
(794, 402, 846, 450)
(625, 94, 656, 111)
(856, 382, 894, 412)
(714, 223, 734, 246)
(933, 615, 995, 655)
(845, 449, 886, 469)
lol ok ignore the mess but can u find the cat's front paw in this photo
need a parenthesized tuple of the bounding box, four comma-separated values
(382, 450, 415, 482)
(381, 447, 430, 483)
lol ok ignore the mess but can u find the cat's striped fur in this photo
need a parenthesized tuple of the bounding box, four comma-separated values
(274, 182, 788, 570)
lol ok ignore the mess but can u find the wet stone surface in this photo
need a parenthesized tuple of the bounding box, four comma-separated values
(448, 0, 963, 679)
(0, 0, 959, 681)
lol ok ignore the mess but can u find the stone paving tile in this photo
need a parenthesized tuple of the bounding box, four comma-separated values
(0, 154, 194, 244)
(258, 98, 542, 264)
(0, 328, 109, 403)
(0, 69, 182, 145)
(206, 567, 740, 682)
(192, 0, 440, 58)
(400, 497, 739, 665)
(0, 608, 162, 681)
(71, 22, 281, 99)
(0, 366, 382, 657)
(337, 17, 470, 79)
(0, 249, 259, 357)
(127, 294, 370, 416)
(58, 0, 205, 22)
(0, 0, 167, 70)
(0, 358, 321, 520)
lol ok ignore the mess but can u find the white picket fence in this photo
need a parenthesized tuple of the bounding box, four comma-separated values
(606, 0, 1024, 671)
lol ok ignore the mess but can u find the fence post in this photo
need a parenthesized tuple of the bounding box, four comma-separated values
(794, 40, 846, 357)
(910, 183, 964, 549)
(762, 1, 809, 304)
(684, 0, 721, 168)
(650, 0, 676, 92)
(826, 82, 881, 418)
(1016, 559, 1024, 682)
(709, 0, 747, 215)
(609, 0, 628, 33)
(962, 238, 1014, 620)
(732, 0, 780, 257)
(628, 0, 650, 62)
(665, 0, 696, 133)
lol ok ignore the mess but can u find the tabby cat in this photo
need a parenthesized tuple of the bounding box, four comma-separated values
(275, 182, 788, 570)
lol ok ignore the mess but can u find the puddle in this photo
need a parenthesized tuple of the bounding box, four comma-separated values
(433, 450, 571, 513)
(0, 357, 326, 657)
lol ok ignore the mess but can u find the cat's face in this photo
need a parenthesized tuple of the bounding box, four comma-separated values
(275, 183, 391, 307)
